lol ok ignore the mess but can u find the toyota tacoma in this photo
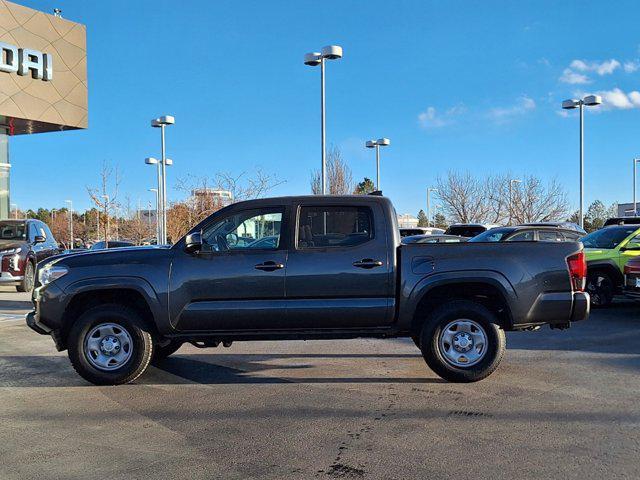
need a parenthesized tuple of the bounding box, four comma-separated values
(26, 195, 589, 385)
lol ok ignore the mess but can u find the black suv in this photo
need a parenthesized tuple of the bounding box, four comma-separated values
(0, 219, 61, 291)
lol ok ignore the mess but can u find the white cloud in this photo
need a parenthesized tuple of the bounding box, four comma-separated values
(594, 88, 640, 110)
(488, 96, 536, 122)
(560, 58, 628, 84)
(570, 59, 621, 75)
(624, 61, 639, 73)
(560, 68, 590, 84)
(417, 104, 466, 129)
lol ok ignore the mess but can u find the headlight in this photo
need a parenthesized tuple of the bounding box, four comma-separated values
(38, 265, 68, 287)
(0, 247, 22, 255)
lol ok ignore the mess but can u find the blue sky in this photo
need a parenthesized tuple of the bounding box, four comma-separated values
(10, 0, 640, 216)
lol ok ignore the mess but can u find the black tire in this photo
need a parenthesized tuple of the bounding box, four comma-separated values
(151, 340, 183, 364)
(67, 304, 154, 385)
(586, 272, 614, 308)
(420, 300, 506, 383)
(411, 335, 421, 349)
(16, 261, 35, 293)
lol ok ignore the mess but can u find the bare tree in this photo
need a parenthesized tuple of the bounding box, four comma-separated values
(437, 171, 570, 225)
(436, 171, 492, 223)
(510, 176, 569, 223)
(310, 146, 353, 195)
(168, 168, 283, 241)
(86, 161, 120, 242)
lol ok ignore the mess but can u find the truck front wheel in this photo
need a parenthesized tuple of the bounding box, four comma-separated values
(67, 305, 154, 385)
(420, 300, 506, 383)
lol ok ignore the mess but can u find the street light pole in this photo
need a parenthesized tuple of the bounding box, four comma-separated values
(10, 203, 17, 219)
(633, 158, 640, 216)
(65, 200, 73, 249)
(426, 188, 438, 228)
(305, 46, 343, 194)
(151, 116, 175, 244)
(509, 179, 522, 226)
(149, 188, 159, 244)
(562, 95, 602, 229)
(365, 138, 391, 191)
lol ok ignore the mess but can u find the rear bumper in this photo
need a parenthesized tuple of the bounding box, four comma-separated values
(515, 291, 589, 329)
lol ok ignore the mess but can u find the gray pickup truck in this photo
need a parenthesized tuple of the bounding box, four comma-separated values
(27, 195, 589, 385)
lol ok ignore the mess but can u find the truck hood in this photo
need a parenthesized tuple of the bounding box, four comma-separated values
(48, 245, 171, 268)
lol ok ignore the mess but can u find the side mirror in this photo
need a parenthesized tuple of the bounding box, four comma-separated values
(34, 235, 46, 244)
(185, 231, 202, 253)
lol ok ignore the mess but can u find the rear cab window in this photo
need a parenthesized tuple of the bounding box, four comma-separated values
(297, 206, 373, 249)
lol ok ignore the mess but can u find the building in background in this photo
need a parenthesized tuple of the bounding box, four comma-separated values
(617, 203, 637, 217)
(0, 1, 88, 218)
(397, 213, 419, 229)
(190, 188, 233, 208)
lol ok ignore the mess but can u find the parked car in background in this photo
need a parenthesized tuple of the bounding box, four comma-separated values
(469, 225, 584, 243)
(90, 240, 135, 250)
(27, 194, 588, 386)
(401, 234, 468, 244)
(581, 225, 640, 307)
(444, 223, 501, 238)
(399, 227, 445, 237)
(603, 217, 640, 227)
(0, 219, 61, 292)
(520, 222, 587, 235)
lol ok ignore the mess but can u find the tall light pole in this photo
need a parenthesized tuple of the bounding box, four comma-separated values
(65, 200, 73, 249)
(509, 179, 522, 226)
(151, 115, 175, 244)
(149, 188, 159, 244)
(633, 158, 640, 216)
(365, 138, 391, 191)
(561, 95, 602, 228)
(304, 45, 343, 194)
(426, 188, 438, 227)
(10, 203, 17, 219)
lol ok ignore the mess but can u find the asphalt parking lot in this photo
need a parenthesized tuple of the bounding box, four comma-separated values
(0, 286, 638, 480)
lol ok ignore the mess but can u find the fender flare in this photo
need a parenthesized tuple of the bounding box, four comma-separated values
(399, 270, 518, 331)
(63, 276, 165, 332)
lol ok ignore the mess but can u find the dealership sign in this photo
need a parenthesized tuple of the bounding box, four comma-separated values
(0, 41, 53, 81)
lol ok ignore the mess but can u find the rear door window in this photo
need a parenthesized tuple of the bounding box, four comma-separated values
(506, 231, 534, 242)
(297, 206, 373, 249)
(538, 230, 563, 242)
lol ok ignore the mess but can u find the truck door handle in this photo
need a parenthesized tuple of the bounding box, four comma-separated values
(255, 261, 285, 272)
(353, 259, 384, 269)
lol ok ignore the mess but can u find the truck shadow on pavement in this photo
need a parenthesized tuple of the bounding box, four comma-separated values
(0, 353, 443, 387)
(147, 353, 442, 386)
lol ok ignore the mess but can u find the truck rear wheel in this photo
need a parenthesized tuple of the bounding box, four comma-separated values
(67, 304, 154, 385)
(420, 300, 506, 383)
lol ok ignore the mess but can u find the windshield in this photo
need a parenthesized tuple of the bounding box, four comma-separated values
(0, 222, 27, 241)
(581, 227, 639, 249)
(469, 228, 515, 242)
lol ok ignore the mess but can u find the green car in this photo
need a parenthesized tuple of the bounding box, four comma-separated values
(582, 225, 640, 306)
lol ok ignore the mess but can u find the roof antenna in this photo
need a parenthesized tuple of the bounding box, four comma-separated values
(53, 8, 62, 18)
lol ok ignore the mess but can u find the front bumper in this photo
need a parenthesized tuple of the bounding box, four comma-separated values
(25, 284, 67, 351)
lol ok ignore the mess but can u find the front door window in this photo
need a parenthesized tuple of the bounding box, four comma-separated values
(202, 209, 283, 252)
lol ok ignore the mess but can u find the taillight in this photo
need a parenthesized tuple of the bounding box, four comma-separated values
(567, 251, 587, 292)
